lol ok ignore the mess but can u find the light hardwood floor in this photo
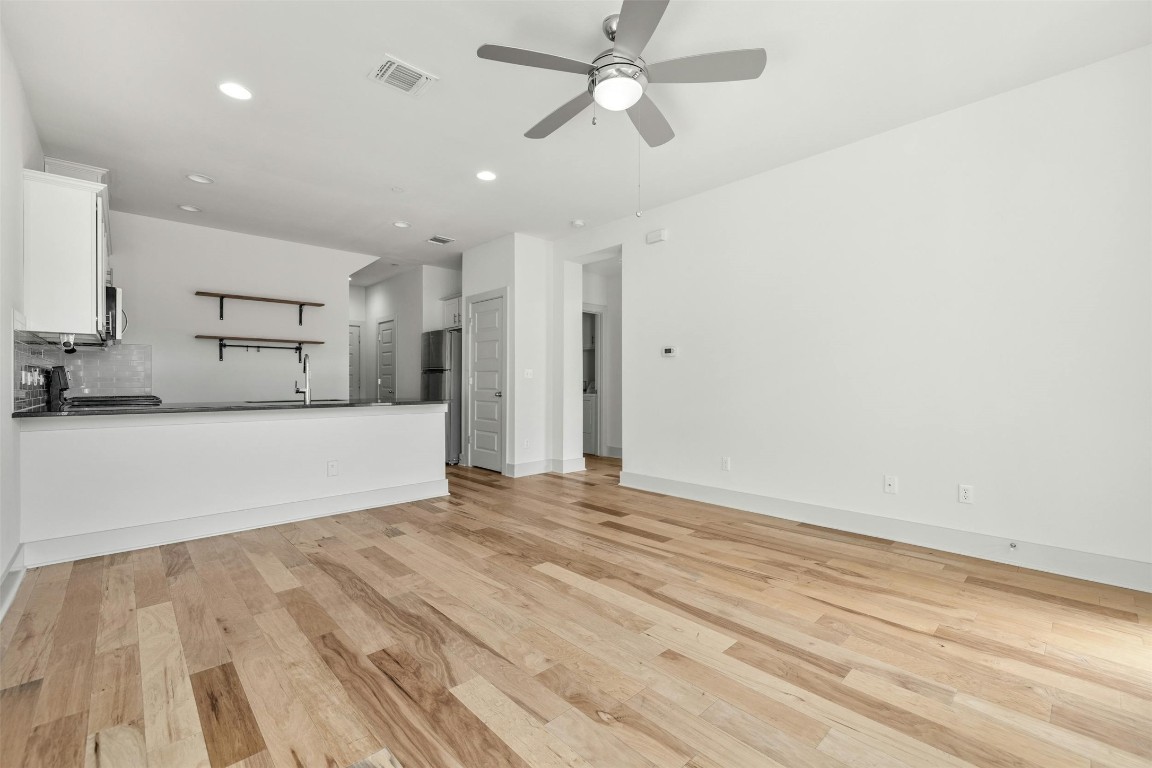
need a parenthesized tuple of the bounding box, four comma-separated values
(1, 456, 1150, 768)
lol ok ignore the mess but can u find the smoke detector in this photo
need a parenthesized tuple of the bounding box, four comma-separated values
(368, 55, 438, 96)
(427, 235, 455, 245)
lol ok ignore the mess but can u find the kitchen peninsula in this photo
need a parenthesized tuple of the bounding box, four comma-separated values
(14, 400, 448, 567)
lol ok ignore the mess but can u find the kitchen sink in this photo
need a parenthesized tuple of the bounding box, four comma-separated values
(244, 399, 347, 404)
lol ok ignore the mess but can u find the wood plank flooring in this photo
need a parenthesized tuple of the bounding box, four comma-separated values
(2, 456, 1150, 767)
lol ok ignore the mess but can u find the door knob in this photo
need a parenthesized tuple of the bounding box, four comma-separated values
(494, 390, 502, 397)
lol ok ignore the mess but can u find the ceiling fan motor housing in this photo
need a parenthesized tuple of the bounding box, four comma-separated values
(588, 51, 648, 109)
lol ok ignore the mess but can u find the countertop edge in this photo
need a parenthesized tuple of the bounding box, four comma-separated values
(12, 400, 448, 418)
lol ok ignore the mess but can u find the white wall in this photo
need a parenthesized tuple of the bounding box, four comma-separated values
(553, 47, 1152, 587)
(363, 267, 423, 400)
(514, 235, 550, 467)
(349, 284, 366, 323)
(421, 265, 462, 332)
(0, 27, 43, 605)
(112, 212, 372, 403)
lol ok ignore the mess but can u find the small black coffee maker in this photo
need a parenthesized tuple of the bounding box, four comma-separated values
(47, 366, 70, 412)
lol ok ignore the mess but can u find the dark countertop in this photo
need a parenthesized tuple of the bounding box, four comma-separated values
(13, 399, 446, 418)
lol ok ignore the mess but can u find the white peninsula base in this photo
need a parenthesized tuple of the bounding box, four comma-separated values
(17, 404, 448, 567)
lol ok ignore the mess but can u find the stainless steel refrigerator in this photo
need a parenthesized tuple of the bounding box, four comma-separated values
(421, 329, 462, 464)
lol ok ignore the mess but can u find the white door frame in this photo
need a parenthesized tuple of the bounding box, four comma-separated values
(581, 304, 607, 457)
(376, 315, 396, 401)
(462, 287, 512, 472)
(349, 322, 363, 400)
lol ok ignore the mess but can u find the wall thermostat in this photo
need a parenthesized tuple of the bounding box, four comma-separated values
(661, 346, 678, 357)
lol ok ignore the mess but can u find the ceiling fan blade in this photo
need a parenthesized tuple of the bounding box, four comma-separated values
(627, 94, 674, 147)
(613, 0, 669, 59)
(647, 49, 768, 83)
(526, 91, 594, 139)
(477, 44, 591, 75)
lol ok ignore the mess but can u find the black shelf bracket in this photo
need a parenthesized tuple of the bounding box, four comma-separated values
(211, 295, 311, 325)
(217, 339, 304, 362)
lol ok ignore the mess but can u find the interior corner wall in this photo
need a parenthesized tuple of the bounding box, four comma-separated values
(552, 47, 1152, 587)
(111, 212, 372, 403)
(0, 27, 43, 600)
(363, 267, 423, 400)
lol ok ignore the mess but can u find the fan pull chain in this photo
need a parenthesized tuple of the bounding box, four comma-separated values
(636, 134, 643, 218)
(592, 101, 598, 126)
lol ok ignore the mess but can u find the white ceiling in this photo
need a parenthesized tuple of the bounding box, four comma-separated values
(3, 1, 1148, 286)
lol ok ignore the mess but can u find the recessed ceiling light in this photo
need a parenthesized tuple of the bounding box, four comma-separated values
(177, 204, 201, 212)
(393, 221, 411, 228)
(186, 173, 214, 184)
(218, 82, 252, 100)
(571, 219, 586, 228)
(476, 170, 497, 181)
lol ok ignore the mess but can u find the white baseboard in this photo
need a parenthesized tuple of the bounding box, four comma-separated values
(620, 472, 1152, 592)
(507, 460, 549, 478)
(0, 545, 27, 621)
(603, 445, 623, 459)
(551, 457, 586, 474)
(21, 480, 449, 569)
(506, 458, 588, 477)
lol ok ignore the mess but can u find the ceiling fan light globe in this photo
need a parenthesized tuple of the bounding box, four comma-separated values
(593, 75, 643, 111)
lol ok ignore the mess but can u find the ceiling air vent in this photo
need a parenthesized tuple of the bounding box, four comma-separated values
(427, 235, 455, 245)
(368, 55, 438, 96)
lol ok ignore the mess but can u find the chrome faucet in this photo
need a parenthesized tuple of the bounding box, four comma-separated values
(295, 354, 311, 405)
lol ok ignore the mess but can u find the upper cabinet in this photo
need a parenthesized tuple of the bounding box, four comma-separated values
(443, 296, 462, 329)
(23, 170, 109, 338)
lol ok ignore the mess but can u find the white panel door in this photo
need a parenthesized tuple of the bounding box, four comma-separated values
(469, 297, 504, 472)
(349, 325, 361, 399)
(377, 319, 395, 401)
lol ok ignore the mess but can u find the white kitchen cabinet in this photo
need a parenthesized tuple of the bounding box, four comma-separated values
(23, 170, 109, 338)
(442, 296, 462, 329)
(583, 393, 599, 454)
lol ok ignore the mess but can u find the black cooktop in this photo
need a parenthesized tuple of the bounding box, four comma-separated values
(63, 395, 164, 410)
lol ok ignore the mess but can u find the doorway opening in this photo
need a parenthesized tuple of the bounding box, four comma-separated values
(581, 253, 622, 459)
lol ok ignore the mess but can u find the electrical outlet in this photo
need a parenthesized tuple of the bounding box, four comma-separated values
(524, 369, 534, 379)
(522, 438, 529, 449)
(958, 484, 974, 504)
(327, 460, 339, 477)
(721, 456, 731, 471)
(884, 475, 898, 494)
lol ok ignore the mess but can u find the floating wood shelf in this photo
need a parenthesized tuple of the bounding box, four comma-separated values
(195, 291, 325, 325)
(195, 334, 324, 362)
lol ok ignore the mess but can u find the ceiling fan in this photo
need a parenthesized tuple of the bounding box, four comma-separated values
(477, 0, 766, 147)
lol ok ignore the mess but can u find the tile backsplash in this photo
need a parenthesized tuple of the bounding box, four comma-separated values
(12, 332, 152, 411)
(13, 331, 61, 412)
(63, 344, 153, 397)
